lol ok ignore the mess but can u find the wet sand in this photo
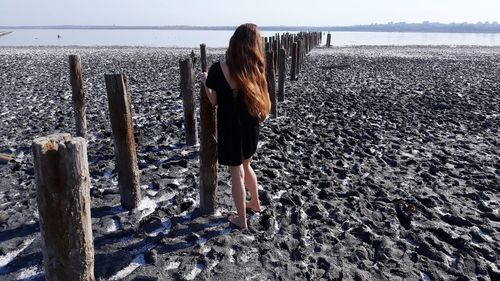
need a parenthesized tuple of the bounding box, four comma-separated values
(0, 46, 499, 280)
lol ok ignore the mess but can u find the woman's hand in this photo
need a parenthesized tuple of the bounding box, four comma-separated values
(199, 72, 217, 106)
(199, 72, 208, 85)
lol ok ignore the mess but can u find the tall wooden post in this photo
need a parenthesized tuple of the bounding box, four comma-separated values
(69, 55, 87, 138)
(327, 33, 332, 48)
(199, 44, 218, 214)
(277, 48, 286, 102)
(297, 40, 302, 76)
(291, 42, 298, 81)
(179, 58, 199, 146)
(283, 34, 288, 56)
(304, 33, 309, 54)
(200, 44, 207, 72)
(105, 74, 141, 210)
(266, 51, 277, 117)
(273, 40, 278, 73)
(33, 133, 95, 281)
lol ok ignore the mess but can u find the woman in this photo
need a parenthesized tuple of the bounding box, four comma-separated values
(200, 23, 270, 229)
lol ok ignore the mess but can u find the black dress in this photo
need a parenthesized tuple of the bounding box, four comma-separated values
(205, 62, 260, 166)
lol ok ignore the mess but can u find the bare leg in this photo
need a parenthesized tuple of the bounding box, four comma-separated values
(243, 158, 261, 212)
(229, 165, 247, 229)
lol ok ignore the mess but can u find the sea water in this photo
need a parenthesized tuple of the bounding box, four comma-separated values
(1, 29, 500, 47)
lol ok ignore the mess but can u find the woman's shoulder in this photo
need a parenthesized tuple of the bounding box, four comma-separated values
(209, 61, 222, 72)
(206, 61, 223, 90)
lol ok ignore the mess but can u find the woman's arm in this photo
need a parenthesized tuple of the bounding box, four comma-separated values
(200, 72, 217, 106)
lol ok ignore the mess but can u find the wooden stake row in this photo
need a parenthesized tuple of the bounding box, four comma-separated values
(34, 57, 145, 281)
(35, 32, 324, 279)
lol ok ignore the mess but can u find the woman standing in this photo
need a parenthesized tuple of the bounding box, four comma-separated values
(200, 23, 270, 229)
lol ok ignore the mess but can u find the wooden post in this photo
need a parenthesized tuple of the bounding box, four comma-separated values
(291, 42, 297, 81)
(199, 44, 218, 214)
(105, 74, 141, 210)
(69, 55, 87, 138)
(179, 58, 199, 146)
(277, 48, 286, 102)
(283, 34, 288, 56)
(266, 51, 277, 117)
(200, 44, 207, 72)
(32, 133, 95, 281)
(327, 33, 331, 48)
(304, 33, 309, 54)
(273, 40, 278, 73)
(277, 34, 280, 53)
(297, 40, 302, 76)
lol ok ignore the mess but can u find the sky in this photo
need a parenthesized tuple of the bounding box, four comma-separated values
(1, 0, 499, 26)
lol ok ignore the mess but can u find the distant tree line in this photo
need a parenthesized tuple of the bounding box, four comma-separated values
(328, 22, 500, 33)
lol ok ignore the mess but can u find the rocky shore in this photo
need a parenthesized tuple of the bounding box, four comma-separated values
(0, 46, 499, 280)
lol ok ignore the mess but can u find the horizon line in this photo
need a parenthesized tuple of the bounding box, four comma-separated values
(1, 21, 500, 28)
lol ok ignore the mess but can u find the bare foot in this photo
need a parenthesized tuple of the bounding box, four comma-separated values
(246, 201, 263, 212)
(228, 213, 247, 229)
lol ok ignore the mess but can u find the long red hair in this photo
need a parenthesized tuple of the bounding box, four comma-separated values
(226, 23, 270, 120)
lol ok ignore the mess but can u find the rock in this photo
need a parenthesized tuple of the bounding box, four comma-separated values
(145, 248, 158, 265)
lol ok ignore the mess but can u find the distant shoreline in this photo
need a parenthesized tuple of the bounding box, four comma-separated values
(0, 31, 13, 37)
(1, 23, 500, 33)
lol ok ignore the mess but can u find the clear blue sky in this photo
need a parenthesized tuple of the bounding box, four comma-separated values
(1, 0, 499, 26)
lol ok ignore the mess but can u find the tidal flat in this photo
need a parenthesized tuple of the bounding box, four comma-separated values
(0, 46, 499, 280)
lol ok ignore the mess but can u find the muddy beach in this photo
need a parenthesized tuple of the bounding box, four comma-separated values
(0, 46, 499, 280)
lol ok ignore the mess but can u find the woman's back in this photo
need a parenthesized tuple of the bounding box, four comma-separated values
(205, 61, 259, 166)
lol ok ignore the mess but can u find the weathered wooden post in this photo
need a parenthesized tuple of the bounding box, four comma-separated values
(199, 44, 218, 214)
(266, 51, 277, 117)
(327, 33, 332, 48)
(105, 74, 142, 210)
(69, 55, 87, 138)
(179, 57, 199, 146)
(304, 34, 308, 54)
(273, 40, 278, 73)
(282, 33, 288, 56)
(277, 34, 281, 52)
(278, 48, 286, 102)
(33, 133, 95, 281)
(297, 40, 302, 76)
(291, 42, 298, 81)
